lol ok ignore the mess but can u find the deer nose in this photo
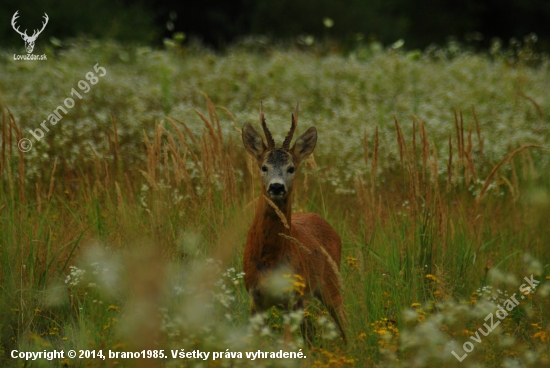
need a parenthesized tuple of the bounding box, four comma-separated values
(268, 183, 286, 196)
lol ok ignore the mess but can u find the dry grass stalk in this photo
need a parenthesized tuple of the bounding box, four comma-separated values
(163, 144, 170, 184)
(411, 120, 420, 197)
(224, 155, 237, 206)
(166, 116, 201, 151)
(263, 195, 290, 229)
(412, 118, 418, 172)
(477, 144, 544, 203)
(87, 143, 103, 190)
(471, 105, 484, 154)
(103, 157, 110, 188)
(301, 155, 313, 192)
(394, 116, 405, 166)
(115, 181, 124, 211)
(394, 116, 415, 202)
(318, 243, 345, 292)
(511, 158, 519, 197)
(494, 169, 500, 193)
(201, 92, 224, 151)
(371, 126, 379, 197)
(464, 118, 478, 184)
(200, 134, 212, 185)
(5, 151, 14, 201)
(195, 109, 220, 156)
(460, 111, 465, 164)
(124, 173, 135, 205)
(212, 104, 224, 150)
(217, 106, 238, 125)
(393, 115, 412, 176)
(8, 113, 26, 204)
(436, 193, 447, 249)
(278, 233, 312, 254)
(141, 130, 159, 190)
(166, 118, 203, 179)
(465, 150, 478, 183)
(453, 109, 463, 162)
(177, 154, 188, 188)
(525, 146, 536, 180)
(362, 129, 369, 168)
(1, 108, 6, 178)
(47, 158, 58, 201)
(355, 175, 365, 208)
(355, 175, 372, 229)
(6, 108, 13, 159)
(246, 154, 256, 200)
(519, 91, 544, 120)
(111, 115, 120, 162)
(154, 124, 162, 166)
(520, 148, 529, 180)
(468, 122, 474, 184)
(420, 123, 428, 184)
(35, 179, 42, 214)
(169, 151, 181, 185)
(307, 153, 318, 171)
(500, 176, 516, 202)
(412, 118, 417, 161)
(165, 131, 182, 184)
(447, 134, 453, 192)
(430, 141, 439, 190)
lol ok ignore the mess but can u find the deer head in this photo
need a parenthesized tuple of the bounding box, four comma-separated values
(242, 103, 317, 202)
(12, 11, 49, 54)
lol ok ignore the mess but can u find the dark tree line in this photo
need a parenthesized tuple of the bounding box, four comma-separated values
(1, 0, 550, 51)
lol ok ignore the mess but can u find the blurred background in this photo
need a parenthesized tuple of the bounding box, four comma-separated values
(1, 0, 550, 51)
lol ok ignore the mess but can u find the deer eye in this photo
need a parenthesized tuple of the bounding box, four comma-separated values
(288, 167, 295, 174)
(261, 165, 268, 172)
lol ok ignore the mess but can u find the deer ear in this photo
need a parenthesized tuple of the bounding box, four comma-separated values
(242, 123, 266, 160)
(292, 127, 317, 164)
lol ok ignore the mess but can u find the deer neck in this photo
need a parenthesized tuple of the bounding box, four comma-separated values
(249, 192, 292, 262)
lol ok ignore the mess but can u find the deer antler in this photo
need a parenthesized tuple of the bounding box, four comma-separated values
(11, 11, 27, 38)
(29, 13, 49, 40)
(282, 103, 299, 150)
(260, 102, 275, 149)
(11, 11, 48, 41)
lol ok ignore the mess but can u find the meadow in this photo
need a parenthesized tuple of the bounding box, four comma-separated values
(0, 38, 549, 367)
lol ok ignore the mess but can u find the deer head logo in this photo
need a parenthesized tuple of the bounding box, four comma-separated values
(11, 11, 49, 54)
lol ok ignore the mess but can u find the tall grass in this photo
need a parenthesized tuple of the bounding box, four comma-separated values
(0, 42, 549, 367)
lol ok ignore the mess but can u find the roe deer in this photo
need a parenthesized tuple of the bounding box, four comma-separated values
(241, 103, 346, 344)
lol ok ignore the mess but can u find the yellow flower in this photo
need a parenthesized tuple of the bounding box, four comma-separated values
(426, 274, 437, 282)
(411, 302, 421, 307)
(107, 305, 120, 312)
(346, 256, 358, 268)
(358, 332, 367, 341)
(283, 274, 306, 295)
